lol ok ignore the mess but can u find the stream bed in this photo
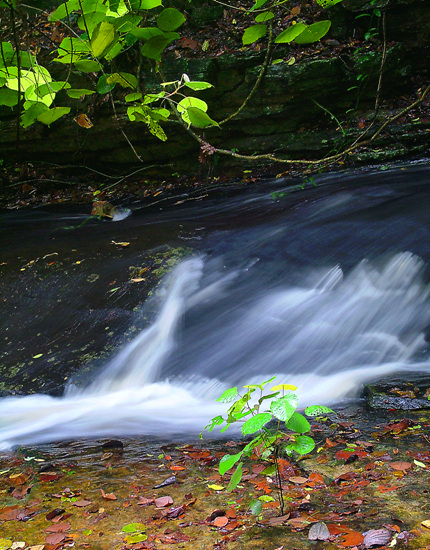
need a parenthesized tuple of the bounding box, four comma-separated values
(0, 162, 430, 449)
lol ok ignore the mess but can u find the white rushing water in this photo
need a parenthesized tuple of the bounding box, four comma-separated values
(0, 252, 429, 449)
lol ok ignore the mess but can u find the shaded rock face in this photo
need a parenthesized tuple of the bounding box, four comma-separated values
(0, 0, 428, 172)
(364, 375, 430, 410)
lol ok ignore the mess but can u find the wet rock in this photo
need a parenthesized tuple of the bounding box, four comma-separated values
(101, 439, 124, 450)
(364, 375, 430, 410)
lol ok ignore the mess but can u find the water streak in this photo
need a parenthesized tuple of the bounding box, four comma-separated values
(0, 252, 429, 449)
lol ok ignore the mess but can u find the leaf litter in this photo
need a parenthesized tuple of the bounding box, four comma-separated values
(0, 410, 430, 549)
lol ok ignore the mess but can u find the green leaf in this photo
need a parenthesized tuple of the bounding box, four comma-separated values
(184, 81, 213, 91)
(227, 462, 243, 491)
(142, 92, 166, 104)
(216, 387, 238, 403)
(294, 20, 331, 44)
(249, 0, 268, 11)
(259, 495, 275, 502)
(250, 500, 263, 515)
(107, 72, 137, 89)
(141, 33, 179, 60)
(21, 102, 49, 128)
(125, 92, 143, 102)
(242, 412, 272, 436)
(286, 412, 311, 434)
(91, 21, 116, 57)
(275, 22, 307, 43)
(122, 524, 145, 535)
(124, 534, 148, 544)
(97, 75, 115, 94)
(67, 88, 96, 98)
(36, 106, 71, 126)
(0, 88, 19, 107)
(315, 0, 343, 7)
(187, 107, 219, 128)
(74, 59, 102, 72)
(147, 118, 167, 141)
(219, 452, 243, 475)
(203, 415, 224, 433)
(305, 405, 335, 417)
(177, 96, 208, 125)
(289, 435, 315, 455)
(0, 42, 16, 68)
(139, 0, 163, 8)
(242, 24, 267, 45)
(49, 0, 80, 22)
(270, 392, 298, 422)
(157, 8, 186, 32)
(255, 11, 274, 23)
(129, 26, 164, 40)
(108, 0, 120, 10)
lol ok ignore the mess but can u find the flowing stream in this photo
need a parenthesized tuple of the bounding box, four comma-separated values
(0, 163, 430, 448)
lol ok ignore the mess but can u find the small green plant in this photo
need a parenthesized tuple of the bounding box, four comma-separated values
(201, 377, 335, 515)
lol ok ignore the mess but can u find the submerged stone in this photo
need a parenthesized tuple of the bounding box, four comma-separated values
(364, 375, 430, 410)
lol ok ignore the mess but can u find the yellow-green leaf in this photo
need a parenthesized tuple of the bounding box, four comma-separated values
(91, 21, 116, 58)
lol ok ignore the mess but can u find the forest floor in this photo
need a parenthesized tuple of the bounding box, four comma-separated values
(1, 406, 430, 550)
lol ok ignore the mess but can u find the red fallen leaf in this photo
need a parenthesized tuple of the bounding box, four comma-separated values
(365, 461, 376, 471)
(0, 506, 20, 520)
(213, 516, 228, 528)
(72, 499, 92, 507)
(277, 458, 295, 478)
(325, 438, 337, 447)
(390, 461, 412, 471)
(224, 520, 240, 532)
(9, 472, 29, 486)
(45, 533, 66, 545)
(52, 513, 72, 523)
(40, 473, 61, 482)
(307, 473, 325, 486)
(226, 507, 236, 519)
(327, 524, 347, 536)
(45, 522, 71, 533)
(100, 489, 116, 500)
(378, 485, 400, 493)
(155, 496, 173, 508)
(178, 37, 199, 50)
(340, 531, 364, 547)
(138, 497, 154, 506)
(188, 451, 210, 460)
(170, 465, 186, 471)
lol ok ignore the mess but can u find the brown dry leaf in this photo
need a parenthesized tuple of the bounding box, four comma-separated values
(421, 520, 430, 529)
(45, 533, 66, 545)
(154, 496, 173, 508)
(12, 486, 29, 499)
(100, 489, 117, 500)
(72, 500, 92, 507)
(291, 5, 301, 15)
(390, 461, 412, 471)
(46, 508, 65, 521)
(213, 516, 228, 528)
(138, 497, 153, 506)
(9, 473, 28, 486)
(74, 113, 93, 128)
(45, 522, 71, 533)
(289, 476, 308, 484)
(0, 506, 20, 521)
(266, 514, 290, 526)
(28, 546, 45, 550)
(289, 517, 309, 529)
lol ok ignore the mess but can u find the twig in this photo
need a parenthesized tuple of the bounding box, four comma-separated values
(220, 22, 273, 125)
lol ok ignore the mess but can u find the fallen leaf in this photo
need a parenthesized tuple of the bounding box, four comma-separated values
(421, 520, 430, 529)
(100, 489, 116, 500)
(72, 500, 92, 507)
(153, 475, 176, 489)
(9, 473, 28, 486)
(46, 508, 65, 521)
(390, 461, 412, 471)
(309, 522, 330, 541)
(154, 496, 173, 508)
(45, 522, 71, 533)
(138, 497, 153, 506)
(208, 484, 224, 491)
(213, 516, 228, 528)
(289, 476, 308, 484)
(45, 534, 65, 545)
(340, 531, 364, 547)
(363, 528, 392, 548)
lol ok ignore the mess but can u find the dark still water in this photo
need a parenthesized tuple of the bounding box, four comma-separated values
(0, 163, 429, 448)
